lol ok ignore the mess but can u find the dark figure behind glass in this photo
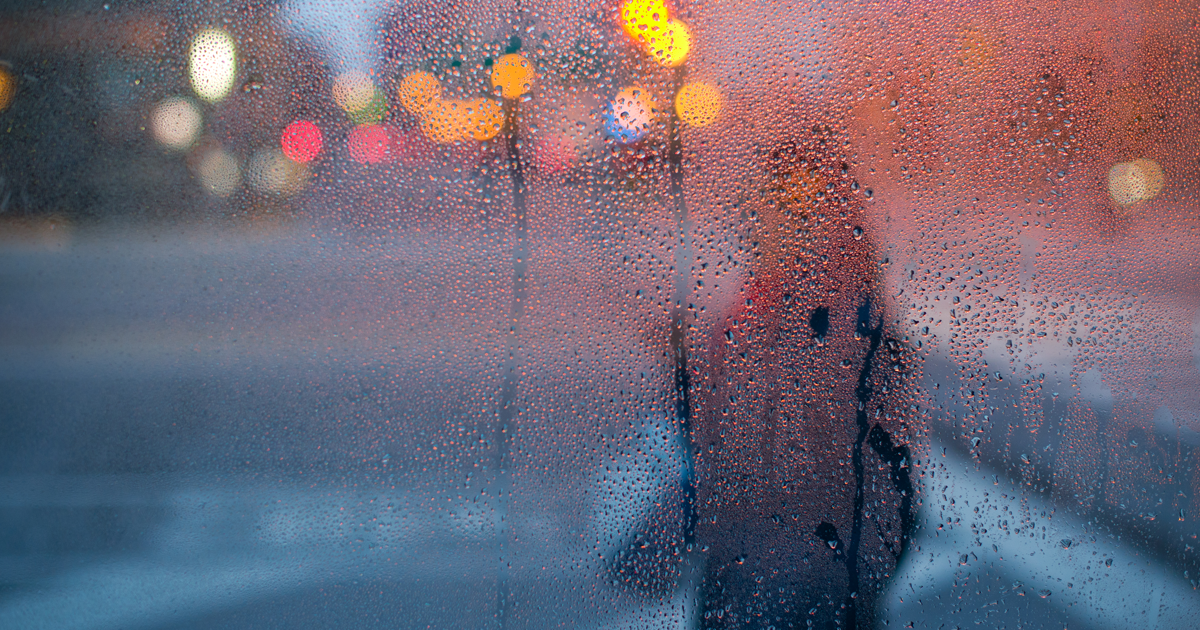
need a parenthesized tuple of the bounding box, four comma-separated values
(688, 134, 919, 629)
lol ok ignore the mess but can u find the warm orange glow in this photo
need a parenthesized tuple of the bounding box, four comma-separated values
(398, 71, 441, 115)
(469, 98, 505, 141)
(955, 25, 1000, 77)
(774, 168, 824, 206)
(0, 66, 14, 112)
(413, 96, 505, 144)
(675, 82, 722, 127)
(491, 54, 534, 100)
(422, 99, 474, 144)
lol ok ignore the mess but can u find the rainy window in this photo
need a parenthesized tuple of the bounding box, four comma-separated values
(2, 1, 1198, 628)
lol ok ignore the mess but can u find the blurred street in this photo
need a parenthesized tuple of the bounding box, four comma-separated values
(3, 0, 1200, 626)
(2, 222, 1197, 629)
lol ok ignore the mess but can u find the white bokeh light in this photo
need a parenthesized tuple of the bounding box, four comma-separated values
(197, 147, 241, 197)
(150, 97, 202, 151)
(248, 148, 305, 195)
(189, 28, 237, 103)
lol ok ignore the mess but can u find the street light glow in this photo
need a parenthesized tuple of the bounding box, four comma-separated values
(150, 97, 202, 150)
(1107, 158, 1165, 208)
(189, 28, 237, 103)
(646, 19, 690, 67)
(604, 86, 657, 144)
(491, 54, 534, 100)
(0, 66, 15, 112)
(399, 72, 441, 114)
(620, 0, 669, 45)
(675, 82, 722, 127)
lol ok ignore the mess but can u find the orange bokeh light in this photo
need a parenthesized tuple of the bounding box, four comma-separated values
(491, 54, 534, 100)
(0, 66, 14, 112)
(399, 72, 441, 115)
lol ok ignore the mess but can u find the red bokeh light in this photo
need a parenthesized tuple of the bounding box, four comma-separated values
(281, 120, 323, 163)
(348, 124, 389, 164)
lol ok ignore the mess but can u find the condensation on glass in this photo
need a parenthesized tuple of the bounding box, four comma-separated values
(0, 0, 1197, 629)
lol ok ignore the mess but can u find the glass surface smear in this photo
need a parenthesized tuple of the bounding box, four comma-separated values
(0, 0, 1197, 629)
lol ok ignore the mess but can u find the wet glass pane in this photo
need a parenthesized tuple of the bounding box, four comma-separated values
(1, 1, 1198, 629)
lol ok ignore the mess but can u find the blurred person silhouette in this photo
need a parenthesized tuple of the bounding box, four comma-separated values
(596, 129, 918, 630)
(569, 4, 923, 624)
(685, 131, 918, 630)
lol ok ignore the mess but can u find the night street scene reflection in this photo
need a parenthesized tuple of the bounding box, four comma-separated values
(1, 0, 1199, 628)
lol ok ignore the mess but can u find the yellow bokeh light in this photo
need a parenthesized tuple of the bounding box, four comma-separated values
(398, 72, 441, 115)
(189, 28, 237, 103)
(646, 19, 690, 67)
(1107, 158, 1164, 208)
(332, 71, 376, 113)
(491, 53, 534, 100)
(0, 66, 15, 112)
(332, 71, 386, 124)
(621, 0, 669, 45)
(469, 98, 505, 141)
(675, 82, 722, 127)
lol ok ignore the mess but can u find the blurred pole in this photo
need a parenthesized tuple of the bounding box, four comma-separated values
(495, 97, 527, 629)
(666, 65, 697, 546)
(847, 298, 884, 630)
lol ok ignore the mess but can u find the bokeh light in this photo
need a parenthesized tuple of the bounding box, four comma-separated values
(646, 19, 690, 67)
(399, 72, 441, 115)
(150, 97, 202, 151)
(189, 28, 237, 103)
(1107, 158, 1165, 208)
(491, 54, 534, 100)
(422, 99, 472, 144)
(348, 124, 390, 163)
(248, 148, 306, 195)
(0, 66, 15, 112)
(675, 82, 722, 127)
(469, 98, 505, 141)
(603, 87, 656, 144)
(412, 97, 505, 145)
(332, 71, 375, 112)
(333, 71, 386, 124)
(281, 120, 323, 163)
(620, 0, 669, 45)
(197, 147, 240, 197)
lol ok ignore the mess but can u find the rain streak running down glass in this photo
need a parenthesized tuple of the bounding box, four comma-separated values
(0, 0, 1198, 629)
